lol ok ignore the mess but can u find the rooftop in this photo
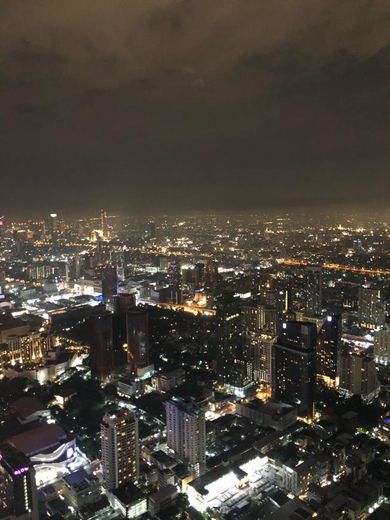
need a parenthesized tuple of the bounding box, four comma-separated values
(11, 396, 45, 420)
(7, 423, 68, 456)
(112, 481, 145, 505)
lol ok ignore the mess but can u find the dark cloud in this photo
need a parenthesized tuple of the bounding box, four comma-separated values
(0, 0, 389, 216)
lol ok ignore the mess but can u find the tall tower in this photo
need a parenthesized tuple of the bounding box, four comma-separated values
(100, 209, 109, 239)
(305, 266, 322, 316)
(87, 312, 114, 381)
(126, 308, 151, 373)
(101, 265, 118, 303)
(45, 213, 58, 240)
(217, 293, 253, 396)
(317, 314, 342, 387)
(165, 397, 206, 477)
(167, 260, 181, 303)
(272, 321, 317, 418)
(101, 408, 139, 490)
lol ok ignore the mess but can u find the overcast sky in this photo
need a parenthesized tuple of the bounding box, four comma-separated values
(1, 0, 389, 216)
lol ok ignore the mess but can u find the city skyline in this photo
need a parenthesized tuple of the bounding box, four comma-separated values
(1, 2, 389, 518)
(0, 209, 389, 518)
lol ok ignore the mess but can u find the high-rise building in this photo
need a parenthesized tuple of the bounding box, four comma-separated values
(113, 293, 136, 314)
(317, 314, 342, 388)
(358, 287, 386, 329)
(217, 293, 253, 396)
(277, 286, 292, 314)
(167, 259, 181, 288)
(194, 263, 205, 288)
(0, 446, 38, 519)
(374, 328, 390, 366)
(126, 308, 151, 373)
(165, 397, 206, 477)
(112, 294, 137, 367)
(242, 305, 262, 334)
(167, 260, 181, 304)
(102, 265, 118, 303)
(339, 351, 380, 402)
(101, 408, 139, 490)
(87, 312, 114, 381)
(251, 332, 275, 384)
(272, 321, 317, 417)
(305, 266, 322, 316)
(205, 259, 218, 285)
(100, 209, 109, 239)
(45, 213, 58, 240)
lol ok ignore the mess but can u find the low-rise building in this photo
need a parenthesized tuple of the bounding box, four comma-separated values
(107, 481, 147, 519)
(236, 400, 297, 431)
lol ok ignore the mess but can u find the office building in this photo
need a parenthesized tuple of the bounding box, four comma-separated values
(165, 397, 206, 477)
(305, 266, 322, 316)
(358, 286, 386, 329)
(101, 408, 139, 490)
(272, 321, 317, 417)
(317, 314, 342, 387)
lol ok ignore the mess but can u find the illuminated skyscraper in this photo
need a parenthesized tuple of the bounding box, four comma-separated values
(251, 332, 275, 384)
(101, 408, 139, 490)
(217, 293, 253, 396)
(100, 209, 109, 239)
(165, 397, 206, 477)
(305, 266, 322, 316)
(317, 314, 342, 387)
(272, 321, 317, 417)
(167, 259, 181, 303)
(45, 213, 58, 240)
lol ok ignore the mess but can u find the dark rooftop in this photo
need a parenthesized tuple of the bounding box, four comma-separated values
(112, 481, 145, 505)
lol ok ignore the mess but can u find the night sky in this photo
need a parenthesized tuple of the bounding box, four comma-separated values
(1, 1, 389, 216)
